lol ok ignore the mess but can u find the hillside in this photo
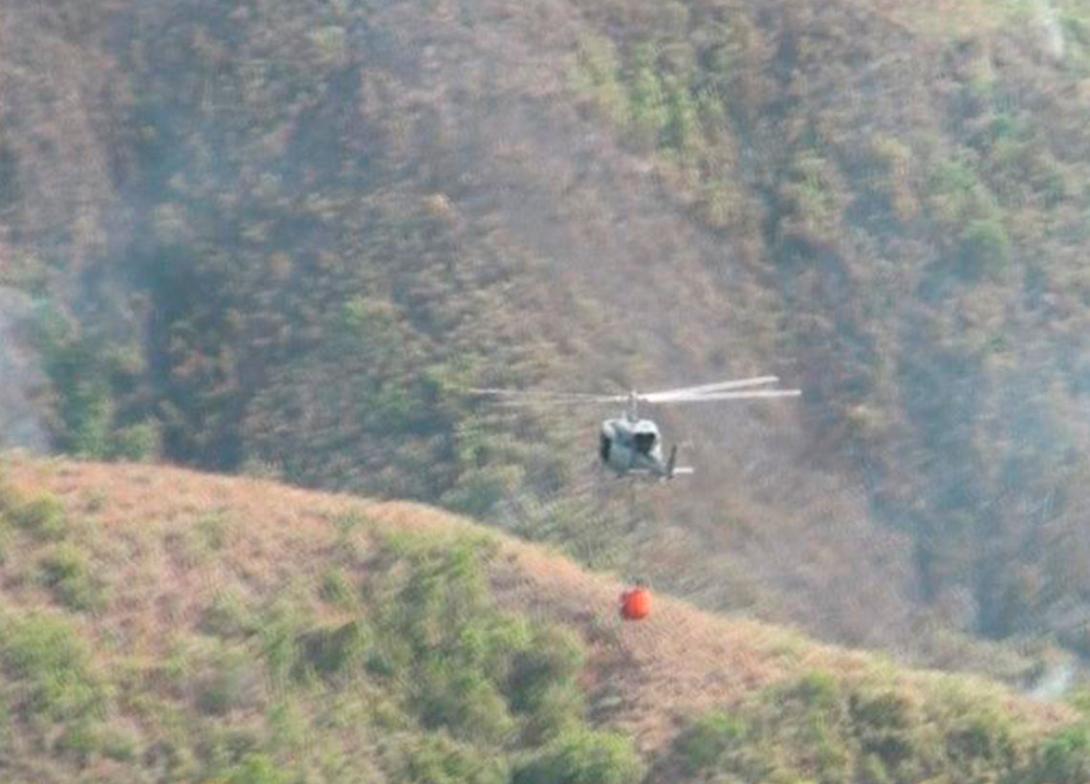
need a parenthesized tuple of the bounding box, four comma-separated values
(2, 455, 1089, 783)
(6, 0, 1090, 681)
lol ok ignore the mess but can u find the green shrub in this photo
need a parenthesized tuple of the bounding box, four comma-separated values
(403, 734, 509, 784)
(0, 696, 9, 748)
(779, 670, 840, 711)
(673, 711, 746, 773)
(98, 724, 140, 762)
(377, 536, 495, 656)
(944, 710, 1017, 767)
(38, 544, 105, 612)
(223, 753, 293, 784)
(505, 625, 586, 741)
(110, 420, 162, 461)
(0, 613, 104, 721)
(0, 516, 11, 565)
(319, 567, 357, 607)
(371, 534, 591, 745)
(662, 77, 699, 152)
(196, 649, 264, 716)
(64, 377, 114, 458)
(671, 676, 1054, 784)
(257, 605, 310, 688)
(34, 312, 157, 462)
(627, 46, 669, 149)
(414, 660, 516, 744)
(10, 495, 68, 540)
(331, 511, 370, 559)
(517, 681, 586, 745)
(40, 333, 115, 458)
(201, 589, 257, 638)
(295, 620, 371, 681)
(572, 35, 628, 125)
(55, 717, 102, 764)
(442, 464, 525, 518)
(513, 728, 644, 784)
(958, 217, 1011, 279)
(196, 513, 235, 551)
(506, 626, 584, 714)
(1032, 725, 1090, 783)
(850, 691, 916, 770)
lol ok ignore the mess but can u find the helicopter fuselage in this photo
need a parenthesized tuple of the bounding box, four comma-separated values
(599, 416, 670, 478)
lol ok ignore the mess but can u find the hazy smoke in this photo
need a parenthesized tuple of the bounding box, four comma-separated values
(1029, 658, 1075, 701)
(0, 287, 49, 452)
(1034, 0, 1066, 60)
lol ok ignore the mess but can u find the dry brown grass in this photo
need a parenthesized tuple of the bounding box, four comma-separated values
(867, 0, 1024, 39)
(1, 454, 1075, 754)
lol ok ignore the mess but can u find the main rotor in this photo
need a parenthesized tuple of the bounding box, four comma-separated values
(471, 375, 802, 419)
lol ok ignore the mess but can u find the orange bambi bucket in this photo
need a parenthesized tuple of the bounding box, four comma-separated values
(620, 587, 652, 621)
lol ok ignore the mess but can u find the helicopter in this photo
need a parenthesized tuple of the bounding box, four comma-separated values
(471, 376, 801, 479)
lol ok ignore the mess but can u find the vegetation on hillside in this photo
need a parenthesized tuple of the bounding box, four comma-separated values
(3, 461, 1090, 783)
(663, 672, 1090, 784)
(6, 0, 1090, 676)
(0, 473, 641, 783)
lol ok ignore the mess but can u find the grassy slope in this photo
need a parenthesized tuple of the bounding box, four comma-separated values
(0, 454, 1081, 784)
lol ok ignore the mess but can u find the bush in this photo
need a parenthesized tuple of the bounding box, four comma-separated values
(958, 217, 1011, 279)
(55, 717, 102, 764)
(850, 691, 916, 770)
(35, 312, 158, 462)
(197, 513, 235, 551)
(39, 331, 115, 458)
(507, 626, 582, 702)
(512, 728, 644, 784)
(673, 711, 745, 773)
(944, 710, 1017, 768)
(413, 656, 516, 744)
(196, 649, 265, 716)
(627, 47, 669, 149)
(110, 420, 162, 461)
(780, 670, 840, 711)
(0, 613, 104, 721)
(506, 626, 586, 740)
(223, 753, 293, 784)
(38, 544, 105, 612)
(1032, 726, 1090, 783)
(0, 517, 10, 565)
(370, 534, 592, 746)
(10, 495, 68, 540)
(376, 536, 495, 657)
(516, 681, 586, 745)
(670, 675, 1062, 784)
(319, 567, 357, 608)
(295, 620, 371, 681)
(403, 735, 509, 784)
(201, 589, 257, 638)
(442, 464, 525, 518)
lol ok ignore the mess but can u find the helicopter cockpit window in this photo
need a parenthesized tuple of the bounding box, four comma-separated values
(634, 432, 656, 455)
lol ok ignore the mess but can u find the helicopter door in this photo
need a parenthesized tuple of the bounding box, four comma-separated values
(633, 432, 656, 456)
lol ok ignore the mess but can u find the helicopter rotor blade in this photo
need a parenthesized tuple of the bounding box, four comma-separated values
(642, 388, 801, 404)
(642, 376, 781, 399)
(469, 379, 802, 407)
(468, 388, 627, 405)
